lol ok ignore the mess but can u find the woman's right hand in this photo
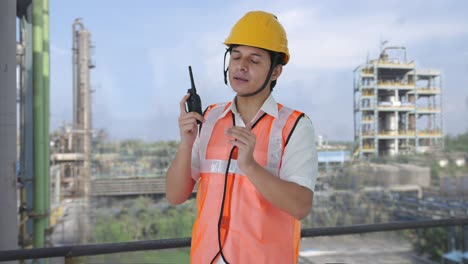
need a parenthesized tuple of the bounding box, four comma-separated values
(178, 93, 204, 147)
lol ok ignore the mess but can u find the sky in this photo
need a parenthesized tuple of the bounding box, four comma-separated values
(47, 0, 468, 142)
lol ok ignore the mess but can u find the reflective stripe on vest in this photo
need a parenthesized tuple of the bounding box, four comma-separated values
(191, 102, 304, 264)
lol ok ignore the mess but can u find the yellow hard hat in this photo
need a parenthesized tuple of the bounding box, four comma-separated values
(224, 11, 290, 65)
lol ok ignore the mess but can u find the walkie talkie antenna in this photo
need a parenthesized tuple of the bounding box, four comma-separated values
(185, 65, 203, 121)
(189, 66, 197, 93)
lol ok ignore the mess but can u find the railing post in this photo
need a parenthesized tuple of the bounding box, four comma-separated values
(447, 226, 456, 257)
(448, 226, 455, 251)
(416, 228, 422, 254)
(65, 256, 74, 264)
(463, 225, 468, 264)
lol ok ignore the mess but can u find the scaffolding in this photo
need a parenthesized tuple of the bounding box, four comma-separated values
(353, 46, 443, 159)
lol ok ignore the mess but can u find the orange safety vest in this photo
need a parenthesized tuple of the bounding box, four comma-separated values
(191, 102, 304, 264)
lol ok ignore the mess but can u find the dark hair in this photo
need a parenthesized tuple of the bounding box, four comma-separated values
(267, 51, 284, 90)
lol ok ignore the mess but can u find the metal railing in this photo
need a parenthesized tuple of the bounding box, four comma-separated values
(1, 218, 467, 262)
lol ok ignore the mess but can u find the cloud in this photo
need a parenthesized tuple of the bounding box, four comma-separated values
(274, 8, 468, 71)
(49, 1, 468, 141)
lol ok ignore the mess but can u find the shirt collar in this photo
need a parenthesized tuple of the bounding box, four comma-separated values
(219, 93, 279, 120)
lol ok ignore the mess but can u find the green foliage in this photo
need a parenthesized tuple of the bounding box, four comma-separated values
(78, 249, 191, 264)
(395, 154, 410, 164)
(430, 162, 441, 183)
(402, 226, 465, 262)
(93, 139, 179, 177)
(444, 132, 468, 153)
(91, 197, 196, 263)
(409, 228, 448, 262)
(93, 197, 196, 243)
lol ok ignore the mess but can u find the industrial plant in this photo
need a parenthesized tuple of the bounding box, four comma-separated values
(353, 46, 443, 159)
(1, 1, 467, 263)
(50, 19, 94, 200)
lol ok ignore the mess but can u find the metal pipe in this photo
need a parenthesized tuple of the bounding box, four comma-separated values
(72, 19, 84, 140)
(42, 0, 51, 229)
(18, 11, 28, 251)
(72, 19, 93, 243)
(18, 2, 35, 245)
(1, 218, 468, 261)
(380, 46, 407, 63)
(24, 5, 35, 243)
(33, 0, 46, 250)
(0, 0, 19, 256)
(440, 74, 445, 150)
(72, 22, 77, 135)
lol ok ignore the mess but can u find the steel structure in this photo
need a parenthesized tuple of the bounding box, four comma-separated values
(46, 18, 95, 244)
(72, 18, 94, 199)
(0, 0, 19, 254)
(353, 46, 443, 159)
(14, 0, 51, 253)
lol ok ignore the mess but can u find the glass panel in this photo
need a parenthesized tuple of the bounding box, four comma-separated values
(10, 2, 468, 264)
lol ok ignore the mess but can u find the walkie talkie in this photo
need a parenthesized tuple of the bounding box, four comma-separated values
(186, 66, 203, 124)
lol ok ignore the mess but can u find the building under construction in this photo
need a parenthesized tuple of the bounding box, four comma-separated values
(353, 46, 443, 159)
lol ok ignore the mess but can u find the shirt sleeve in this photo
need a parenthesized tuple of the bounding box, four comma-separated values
(191, 137, 201, 181)
(279, 116, 318, 192)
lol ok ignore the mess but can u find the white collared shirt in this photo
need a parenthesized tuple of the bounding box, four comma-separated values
(191, 94, 317, 192)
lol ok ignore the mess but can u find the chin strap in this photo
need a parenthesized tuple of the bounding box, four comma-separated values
(223, 47, 231, 85)
(237, 53, 280, 97)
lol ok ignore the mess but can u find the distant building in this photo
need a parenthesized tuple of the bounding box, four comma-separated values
(353, 46, 443, 159)
(317, 150, 350, 172)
